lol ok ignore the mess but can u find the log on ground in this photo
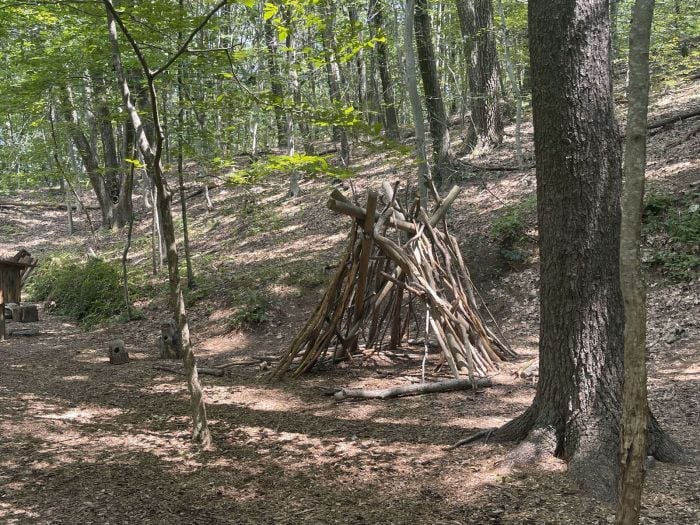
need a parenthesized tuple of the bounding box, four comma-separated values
(330, 377, 495, 400)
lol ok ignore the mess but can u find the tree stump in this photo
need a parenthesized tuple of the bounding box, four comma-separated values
(158, 319, 181, 359)
(108, 339, 129, 365)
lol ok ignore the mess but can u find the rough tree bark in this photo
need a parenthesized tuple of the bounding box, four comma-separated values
(103, 0, 223, 446)
(616, 0, 655, 522)
(456, 0, 503, 151)
(414, 0, 453, 188)
(486, 0, 680, 501)
(404, 0, 431, 203)
(368, 0, 400, 140)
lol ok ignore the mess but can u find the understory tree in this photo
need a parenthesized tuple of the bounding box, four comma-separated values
(102, 0, 223, 446)
(616, 0, 656, 522)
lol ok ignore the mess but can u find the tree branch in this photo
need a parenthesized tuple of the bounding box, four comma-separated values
(153, 0, 229, 77)
(102, 0, 153, 77)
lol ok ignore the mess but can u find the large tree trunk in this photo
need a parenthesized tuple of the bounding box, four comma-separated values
(491, 0, 679, 501)
(456, 0, 503, 152)
(368, 0, 400, 140)
(414, 0, 453, 188)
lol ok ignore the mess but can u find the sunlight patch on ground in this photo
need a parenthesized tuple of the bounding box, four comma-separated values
(197, 332, 251, 359)
(0, 501, 41, 521)
(442, 415, 513, 429)
(140, 382, 186, 395)
(236, 233, 345, 261)
(36, 406, 124, 423)
(209, 386, 307, 412)
(60, 375, 89, 381)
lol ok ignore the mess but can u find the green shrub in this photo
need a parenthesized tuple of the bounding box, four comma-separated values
(28, 256, 126, 328)
(643, 192, 700, 281)
(229, 153, 353, 185)
(491, 195, 537, 263)
(230, 290, 270, 330)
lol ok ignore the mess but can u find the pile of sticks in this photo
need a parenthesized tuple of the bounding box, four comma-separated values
(271, 183, 516, 380)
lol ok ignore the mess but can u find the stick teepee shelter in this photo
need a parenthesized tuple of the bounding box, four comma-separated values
(272, 183, 516, 380)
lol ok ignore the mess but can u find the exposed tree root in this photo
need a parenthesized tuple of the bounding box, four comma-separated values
(448, 407, 685, 501)
(447, 428, 496, 449)
(647, 413, 686, 463)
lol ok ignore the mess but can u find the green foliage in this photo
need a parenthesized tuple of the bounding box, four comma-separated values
(229, 153, 353, 185)
(643, 191, 700, 281)
(27, 255, 126, 328)
(491, 195, 537, 262)
(230, 290, 270, 330)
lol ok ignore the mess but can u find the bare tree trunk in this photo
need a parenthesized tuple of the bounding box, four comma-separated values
(60, 86, 112, 228)
(414, 0, 453, 188)
(456, 0, 503, 152)
(348, 6, 368, 124)
(322, 1, 350, 166)
(114, 120, 135, 228)
(94, 78, 121, 226)
(122, 160, 135, 320)
(368, 0, 400, 139)
(404, 0, 431, 203)
(616, 0, 655, 522)
(495, 0, 523, 166)
(104, 0, 216, 446)
(177, 1, 195, 290)
(264, 15, 288, 148)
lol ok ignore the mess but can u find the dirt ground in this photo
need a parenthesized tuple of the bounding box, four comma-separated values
(1, 82, 698, 524)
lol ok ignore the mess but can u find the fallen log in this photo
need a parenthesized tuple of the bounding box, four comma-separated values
(153, 364, 224, 377)
(329, 377, 495, 400)
(0, 199, 100, 211)
(648, 106, 700, 130)
(462, 162, 534, 172)
(215, 359, 267, 368)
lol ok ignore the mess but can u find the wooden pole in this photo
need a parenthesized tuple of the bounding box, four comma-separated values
(0, 289, 5, 342)
(347, 191, 377, 356)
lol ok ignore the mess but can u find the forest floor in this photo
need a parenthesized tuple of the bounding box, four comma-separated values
(1, 81, 699, 524)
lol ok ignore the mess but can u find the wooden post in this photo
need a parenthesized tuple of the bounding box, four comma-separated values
(0, 289, 5, 342)
(158, 319, 181, 359)
(347, 191, 377, 355)
(108, 339, 130, 364)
